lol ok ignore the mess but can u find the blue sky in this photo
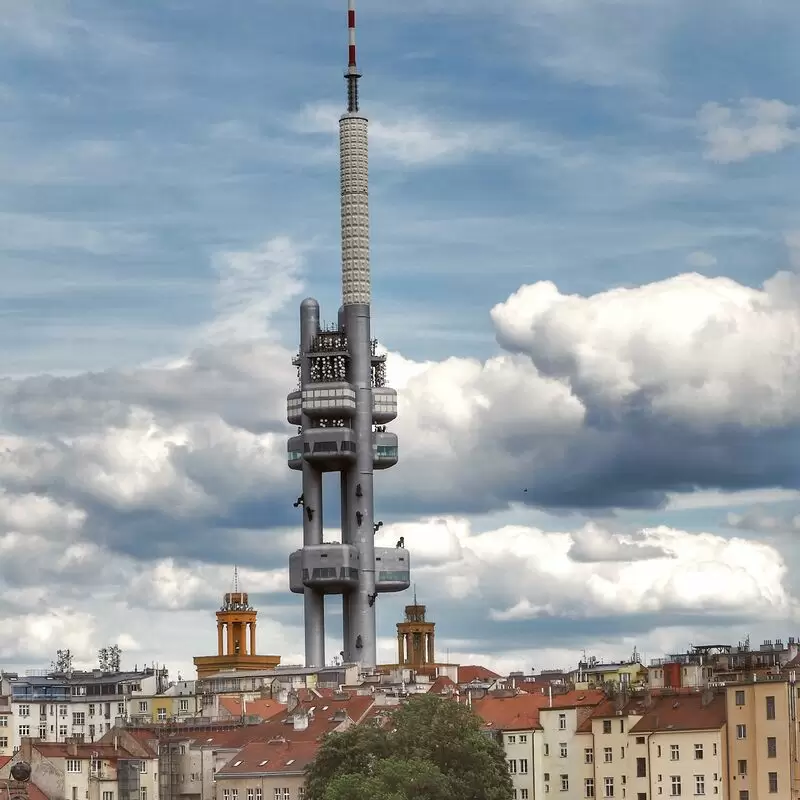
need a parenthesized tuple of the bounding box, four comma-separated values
(1, 0, 799, 676)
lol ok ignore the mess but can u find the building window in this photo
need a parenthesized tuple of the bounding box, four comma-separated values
(765, 696, 776, 720)
(18, 706, 29, 718)
(180, 699, 189, 712)
(102, 793, 114, 800)
(0, 737, 7, 748)
(768, 772, 778, 793)
(508, 759, 517, 774)
(670, 744, 679, 761)
(521, 792, 528, 800)
(519, 735, 527, 743)
(695, 775, 705, 796)
(670, 776, 681, 796)
(636, 757, 646, 778)
(138, 702, 148, 713)
(635, 736, 645, 744)
(560, 775, 569, 792)
(694, 744, 703, 760)
(737, 760, 747, 776)
(585, 779, 595, 798)
(735, 690, 745, 706)
(559, 713, 567, 730)
(560, 743, 568, 758)
(712, 743, 717, 755)
(88, 705, 95, 716)
(223, 792, 230, 800)
(18, 726, 30, 737)
(603, 720, 612, 734)
(620, 719, 624, 733)
(603, 747, 612, 763)
(247, 791, 254, 800)
(73, 713, 85, 726)
(604, 777, 614, 798)
(255, 792, 262, 800)
(739, 793, 749, 800)
(282, 792, 290, 800)
(141, 789, 147, 800)
(232, 790, 238, 800)
(767, 736, 777, 758)
(58, 705, 67, 717)
(157, 708, 167, 721)
(544, 744, 550, 756)
(507, 735, 516, 744)
(139, 761, 147, 774)
(519, 759, 529, 774)
(736, 724, 747, 740)
(66, 760, 81, 773)
(0, 716, 7, 727)
(117, 703, 124, 715)
(91, 758, 101, 773)
(59, 725, 68, 737)
(585, 748, 594, 764)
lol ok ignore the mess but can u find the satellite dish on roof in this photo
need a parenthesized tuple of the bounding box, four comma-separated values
(286, 691, 300, 715)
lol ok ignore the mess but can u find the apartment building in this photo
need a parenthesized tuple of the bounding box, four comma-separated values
(213, 739, 316, 800)
(725, 676, 796, 799)
(538, 691, 605, 799)
(649, 640, 800, 690)
(10, 670, 169, 748)
(0, 693, 13, 758)
(584, 696, 646, 800)
(1, 735, 159, 800)
(629, 693, 727, 800)
(129, 682, 201, 724)
(470, 692, 544, 800)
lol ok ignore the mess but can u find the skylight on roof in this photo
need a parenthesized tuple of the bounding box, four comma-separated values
(286, 760, 295, 765)
(233, 761, 242, 767)
(259, 760, 269, 766)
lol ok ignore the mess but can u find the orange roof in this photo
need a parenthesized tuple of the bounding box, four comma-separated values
(472, 692, 549, 732)
(630, 694, 726, 733)
(216, 739, 318, 777)
(428, 676, 458, 695)
(0, 758, 10, 770)
(458, 665, 501, 684)
(219, 696, 286, 721)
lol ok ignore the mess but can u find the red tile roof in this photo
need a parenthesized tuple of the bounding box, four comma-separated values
(0, 782, 49, 800)
(458, 666, 501, 684)
(219, 696, 286, 721)
(428, 676, 458, 695)
(630, 693, 727, 733)
(216, 739, 319, 777)
(472, 692, 549, 732)
(0, 758, 10, 770)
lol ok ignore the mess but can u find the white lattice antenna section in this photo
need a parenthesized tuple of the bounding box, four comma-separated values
(340, 113, 370, 306)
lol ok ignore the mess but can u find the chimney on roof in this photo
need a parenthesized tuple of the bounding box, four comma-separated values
(67, 739, 78, 758)
(293, 713, 309, 732)
(701, 688, 714, 707)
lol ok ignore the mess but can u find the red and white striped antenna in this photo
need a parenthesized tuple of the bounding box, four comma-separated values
(346, 0, 361, 113)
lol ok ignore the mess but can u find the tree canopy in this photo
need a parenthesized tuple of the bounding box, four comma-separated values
(305, 694, 513, 800)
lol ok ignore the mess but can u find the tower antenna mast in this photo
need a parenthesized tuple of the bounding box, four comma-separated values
(346, 0, 361, 113)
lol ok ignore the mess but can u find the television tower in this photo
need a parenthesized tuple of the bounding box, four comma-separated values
(286, 0, 410, 670)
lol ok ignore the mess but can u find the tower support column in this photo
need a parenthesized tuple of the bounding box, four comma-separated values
(217, 623, 224, 656)
(344, 302, 376, 668)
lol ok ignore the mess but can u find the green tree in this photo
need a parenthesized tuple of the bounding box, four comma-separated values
(305, 695, 513, 800)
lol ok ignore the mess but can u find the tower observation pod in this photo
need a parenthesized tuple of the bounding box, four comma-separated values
(285, 0, 410, 671)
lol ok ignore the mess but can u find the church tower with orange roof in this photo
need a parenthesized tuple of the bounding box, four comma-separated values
(193, 568, 281, 678)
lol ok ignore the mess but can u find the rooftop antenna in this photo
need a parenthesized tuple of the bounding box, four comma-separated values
(346, 0, 360, 113)
(413, 584, 417, 606)
(233, 565, 239, 593)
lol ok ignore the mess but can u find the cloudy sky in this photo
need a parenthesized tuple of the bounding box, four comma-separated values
(1, 0, 800, 680)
